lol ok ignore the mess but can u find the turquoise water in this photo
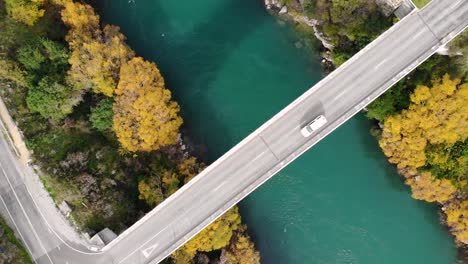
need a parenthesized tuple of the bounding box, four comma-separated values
(94, 0, 457, 263)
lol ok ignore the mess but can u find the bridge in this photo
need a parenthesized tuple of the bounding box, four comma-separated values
(0, 0, 466, 263)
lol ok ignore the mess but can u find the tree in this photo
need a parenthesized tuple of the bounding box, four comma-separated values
(222, 225, 261, 264)
(177, 157, 205, 183)
(424, 141, 467, 182)
(26, 76, 81, 120)
(16, 45, 45, 71)
(138, 178, 163, 207)
(59, 0, 100, 48)
(172, 207, 242, 263)
(67, 25, 135, 95)
(379, 75, 468, 172)
(90, 99, 113, 132)
(405, 172, 456, 203)
(5, 0, 44, 26)
(162, 170, 180, 196)
(379, 74, 467, 206)
(444, 199, 468, 244)
(0, 59, 26, 86)
(16, 38, 70, 81)
(113, 57, 183, 152)
(59, 1, 134, 95)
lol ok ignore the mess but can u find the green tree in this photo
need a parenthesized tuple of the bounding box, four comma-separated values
(90, 99, 113, 132)
(26, 76, 80, 120)
(16, 45, 45, 72)
(16, 38, 70, 80)
(0, 59, 26, 86)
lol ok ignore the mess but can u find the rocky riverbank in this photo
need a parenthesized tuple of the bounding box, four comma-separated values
(261, 0, 402, 68)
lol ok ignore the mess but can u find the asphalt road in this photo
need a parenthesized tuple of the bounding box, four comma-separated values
(0, 0, 466, 263)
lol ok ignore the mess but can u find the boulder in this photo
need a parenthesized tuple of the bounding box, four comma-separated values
(376, 0, 403, 16)
(279, 6, 288, 15)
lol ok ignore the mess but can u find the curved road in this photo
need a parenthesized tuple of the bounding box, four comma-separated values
(0, 0, 467, 263)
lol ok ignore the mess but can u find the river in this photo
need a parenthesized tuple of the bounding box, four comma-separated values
(94, 0, 457, 263)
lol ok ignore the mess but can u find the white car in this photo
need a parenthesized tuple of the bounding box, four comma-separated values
(300, 115, 327, 137)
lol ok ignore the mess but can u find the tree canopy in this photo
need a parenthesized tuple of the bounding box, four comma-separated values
(379, 75, 467, 170)
(5, 0, 44, 26)
(90, 99, 114, 132)
(26, 75, 80, 120)
(59, 0, 134, 95)
(16, 38, 81, 120)
(379, 74, 467, 244)
(172, 207, 242, 263)
(113, 57, 183, 152)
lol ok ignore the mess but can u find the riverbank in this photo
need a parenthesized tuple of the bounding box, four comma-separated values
(265, 0, 467, 257)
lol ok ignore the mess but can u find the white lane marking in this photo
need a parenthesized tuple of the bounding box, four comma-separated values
(0, 167, 54, 264)
(142, 243, 159, 258)
(374, 58, 388, 69)
(117, 225, 170, 264)
(119, 148, 272, 263)
(0, 194, 34, 259)
(212, 182, 226, 193)
(0, 116, 19, 156)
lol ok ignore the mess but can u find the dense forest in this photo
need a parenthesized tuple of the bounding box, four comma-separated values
(0, 0, 259, 263)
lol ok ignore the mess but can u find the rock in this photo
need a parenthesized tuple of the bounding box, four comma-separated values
(59, 201, 72, 217)
(0, 244, 7, 254)
(436, 44, 450, 55)
(376, 0, 403, 16)
(279, 6, 288, 15)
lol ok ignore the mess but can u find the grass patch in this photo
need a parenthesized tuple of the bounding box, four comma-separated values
(412, 0, 432, 8)
(0, 216, 34, 264)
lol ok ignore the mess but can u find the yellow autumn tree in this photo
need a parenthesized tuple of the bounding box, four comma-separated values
(177, 157, 206, 183)
(444, 199, 468, 244)
(162, 170, 180, 196)
(380, 74, 468, 174)
(405, 172, 456, 203)
(5, 0, 44, 26)
(59, 0, 134, 95)
(138, 178, 163, 207)
(379, 74, 467, 246)
(59, 0, 100, 47)
(113, 57, 183, 152)
(222, 225, 261, 264)
(172, 207, 242, 263)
